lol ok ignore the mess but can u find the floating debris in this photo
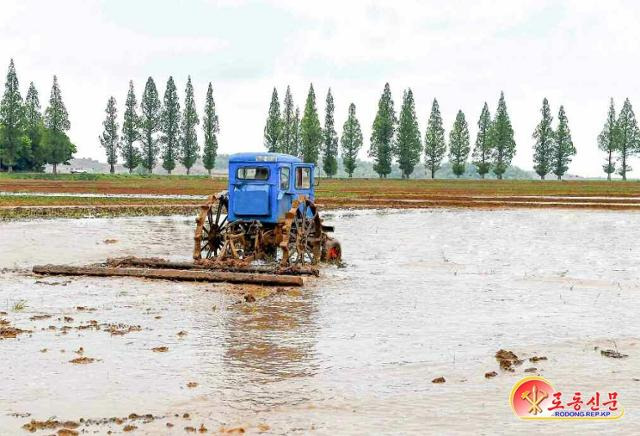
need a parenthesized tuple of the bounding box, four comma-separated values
(495, 349, 522, 372)
(432, 376, 446, 383)
(484, 371, 497, 379)
(123, 424, 137, 432)
(524, 367, 538, 373)
(152, 346, 169, 353)
(187, 382, 198, 388)
(69, 357, 95, 364)
(601, 349, 628, 359)
(529, 355, 547, 362)
(29, 314, 52, 321)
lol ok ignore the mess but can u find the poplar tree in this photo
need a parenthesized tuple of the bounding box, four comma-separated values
(180, 76, 199, 174)
(532, 98, 554, 179)
(322, 88, 338, 177)
(472, 102, 492, 178)
(161, 76, 181, 174)
(99, 96, 119, 174)
(140, 77, 161, 173)
(0, 59, 29, 172)
(202, 82, 219, 176)
(292, 107, 301, 158)
(44, 75, 74, 174)
(448, 110, 470, 178)
(121, 81, 141, 173)
(264, 87, 281, 152)
(24, 82, 47, 171)
(552, 105, 575, 180)
(300, 83, 322, 164)
(369, 83, 395, 178)
(490, 91, 516, 179)
(598, 98, 619, 180)
(341, 103, 363, 177)
(424, 98, 446, 179)
(394, 88, 421, 178)
(280, 86, 296, 155)
(615, 98, 638, 180)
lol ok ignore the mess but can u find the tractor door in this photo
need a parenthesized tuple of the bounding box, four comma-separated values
(293, 165, 314, 201)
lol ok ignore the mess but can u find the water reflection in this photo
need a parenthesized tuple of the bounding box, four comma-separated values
(221, 291, 319, 410)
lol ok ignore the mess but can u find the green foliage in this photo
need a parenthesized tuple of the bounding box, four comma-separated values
(340, 103, 363, 177)
(99, 96, 119, 173)
(532, 98, 554, 179)
(44, 75, 73, 173)
(280, 86, 297, 156)
(490, 91, 516, 179)
(394, 88, 421, 178)
(140, 77, 161, 173)
(472, 102, 492, 178)
(551, 105, 575, 180)
(121, 81, 141, 173)
(161, 76, 181, 174)
(424, 98, 446, 178)
(322, 88, 338, 177)
(180, 76, 199, 174)
(20, 82, 47, 172)
(369, 83, 395, 178)
(615, 98, 638, 180)
(300, 84, 322, 164)
(202, 82, 219, 175)
(448, 110, 470, 177)
(598, 99, 618, 180)
(264, 87, 281, 152)
(0, 59, 29, 172)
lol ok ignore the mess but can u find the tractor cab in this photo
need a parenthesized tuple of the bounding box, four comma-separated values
(227, 152, 315, 224)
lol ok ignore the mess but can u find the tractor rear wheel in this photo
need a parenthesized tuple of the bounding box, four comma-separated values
(281, 198, 322, 266)
(193, 193, 229, 260)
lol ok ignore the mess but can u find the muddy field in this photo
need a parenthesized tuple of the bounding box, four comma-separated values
(3, 177, 640, 220)
(1, 209, 639, 434)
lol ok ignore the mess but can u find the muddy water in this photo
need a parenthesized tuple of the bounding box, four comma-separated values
(1, 209, 639, 434)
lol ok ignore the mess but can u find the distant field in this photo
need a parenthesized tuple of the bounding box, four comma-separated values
(1, 173, 640, 218)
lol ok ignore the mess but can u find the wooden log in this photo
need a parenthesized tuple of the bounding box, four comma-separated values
(105, 256, 319, 276)
(33, 264, 304, 287)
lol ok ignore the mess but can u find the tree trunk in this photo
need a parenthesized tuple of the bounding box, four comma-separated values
(110, 164, 115, 174)
(167, 169, 172, 175)
(186, 168, 190, 175)
(497, 173, 502, 180)
(480, 173, 485, 179)
(348, 173, 352, 178)
(129, 167, 133, 174)
(208, 168, 212, 176)
(431, 168, 435, 179)
(540, 174, 545, 180)
(607, 151, 612, 180)
(557, 174, 562, 180)
(7, 166, 12, 173)
(53, 163, 57, 175)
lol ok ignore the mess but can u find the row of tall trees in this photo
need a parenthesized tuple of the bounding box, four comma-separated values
(369, 84, 517, 179)
(264, 85, 363, 177)
(0, 59, 75, 173)
(598, 98, 639, 181)
(532, 98, 576, 180)
(100, 77, 220, 174)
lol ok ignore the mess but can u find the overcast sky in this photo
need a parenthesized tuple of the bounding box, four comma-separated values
(2, 0, 640, 177)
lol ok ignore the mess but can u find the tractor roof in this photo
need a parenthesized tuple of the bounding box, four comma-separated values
(229, 152, 304, 164)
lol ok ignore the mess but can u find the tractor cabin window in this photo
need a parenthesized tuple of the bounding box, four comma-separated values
(237, 166, 269, 180)
(295, 167, 311, 189)
(280, 167, 290, 190)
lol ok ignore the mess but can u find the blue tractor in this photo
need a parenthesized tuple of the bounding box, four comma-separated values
(193, 152, 341, 266)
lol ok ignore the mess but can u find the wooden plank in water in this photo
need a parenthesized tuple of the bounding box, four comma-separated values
(32, 264, 304, 287)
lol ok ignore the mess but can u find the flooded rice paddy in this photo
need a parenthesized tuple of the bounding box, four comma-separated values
(1, 209, 639, 434)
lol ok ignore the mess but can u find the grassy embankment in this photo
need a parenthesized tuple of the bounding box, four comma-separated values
(1, 172, 640, 219)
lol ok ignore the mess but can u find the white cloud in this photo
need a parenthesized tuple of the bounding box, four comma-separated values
(1, 0, 640, 177)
